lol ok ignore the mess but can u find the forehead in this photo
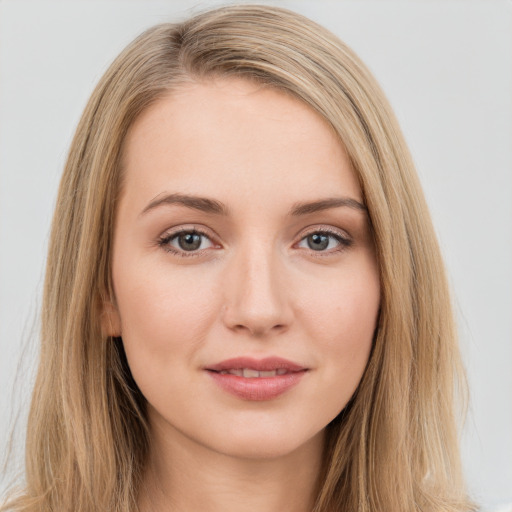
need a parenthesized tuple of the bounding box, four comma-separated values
(120, 78, 362, 211)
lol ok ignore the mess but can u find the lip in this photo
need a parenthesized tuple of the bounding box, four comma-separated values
(205, 356, 308, 401)
(206, 356, 306, 373)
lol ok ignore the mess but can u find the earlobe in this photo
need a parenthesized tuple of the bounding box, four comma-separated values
(101, 300, 122, 338)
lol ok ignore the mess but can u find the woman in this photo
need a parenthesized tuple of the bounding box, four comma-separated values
(1, 4, 475, 512)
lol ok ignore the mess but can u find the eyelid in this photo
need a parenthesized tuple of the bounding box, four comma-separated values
(294, 225, 353, 256)
(299, 225, 351, 240)
(157, 224, 352, 259)
(157, 225, 219, 258)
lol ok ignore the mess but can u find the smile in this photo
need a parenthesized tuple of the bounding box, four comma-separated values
(205, 357, 308, 401)
(215, 368, 290, 377)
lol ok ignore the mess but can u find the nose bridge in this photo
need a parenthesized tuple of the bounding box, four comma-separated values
(222, 235, 291, 336)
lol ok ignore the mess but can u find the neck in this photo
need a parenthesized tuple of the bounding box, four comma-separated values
(138, 420, 325, 512)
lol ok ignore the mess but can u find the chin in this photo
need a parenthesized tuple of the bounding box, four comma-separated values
(194, 418, 326, 461)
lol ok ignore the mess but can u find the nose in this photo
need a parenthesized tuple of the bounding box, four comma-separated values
(221, 242, 293, 338)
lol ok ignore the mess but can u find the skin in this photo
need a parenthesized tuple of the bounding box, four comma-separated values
(105, 78, 381, 512)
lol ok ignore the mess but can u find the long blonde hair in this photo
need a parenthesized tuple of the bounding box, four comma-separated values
(2, 4, 474, 511)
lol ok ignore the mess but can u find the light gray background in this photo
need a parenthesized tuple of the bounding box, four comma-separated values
(1, 0, 511, 508)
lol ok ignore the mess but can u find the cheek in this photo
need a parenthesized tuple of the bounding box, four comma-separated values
(112, 259, 218, 365)
(304, 258, 379, 333)
(301, 259, 380, 383)
(113, 263, 224, 420)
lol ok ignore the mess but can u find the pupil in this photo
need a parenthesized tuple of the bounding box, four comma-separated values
(308, 233, 329, 251)
(179, 233, 201, 251)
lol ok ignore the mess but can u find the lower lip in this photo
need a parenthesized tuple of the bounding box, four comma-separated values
(207, 371, 307, 401)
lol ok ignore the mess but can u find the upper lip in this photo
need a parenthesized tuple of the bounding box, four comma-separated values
(206, 356, 307, 373)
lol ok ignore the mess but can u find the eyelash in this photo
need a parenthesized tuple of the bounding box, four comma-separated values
(158, 227, 215, 259)
(157, 227, 353, 259)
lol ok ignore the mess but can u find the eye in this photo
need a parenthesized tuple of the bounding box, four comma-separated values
(296, 228, 352, 255)
(158, 228, 216, 257)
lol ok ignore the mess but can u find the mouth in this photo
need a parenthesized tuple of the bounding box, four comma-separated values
(211, 368, 292, 377)
(205, 356, 308, 401)
(206, 356, 307, 374)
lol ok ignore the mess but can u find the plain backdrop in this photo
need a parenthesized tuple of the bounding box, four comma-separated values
(0, 0, 511, 508)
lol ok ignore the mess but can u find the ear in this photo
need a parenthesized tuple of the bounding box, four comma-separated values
(101, 299, 122, 338)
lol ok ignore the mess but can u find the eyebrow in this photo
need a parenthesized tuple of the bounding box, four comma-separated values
(140, 192, 367, 217)
(141, 193, 229, 216)
(290, 197, 367, 215)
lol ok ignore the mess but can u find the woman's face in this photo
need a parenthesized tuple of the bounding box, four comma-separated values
(107, 78, 380, 460)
